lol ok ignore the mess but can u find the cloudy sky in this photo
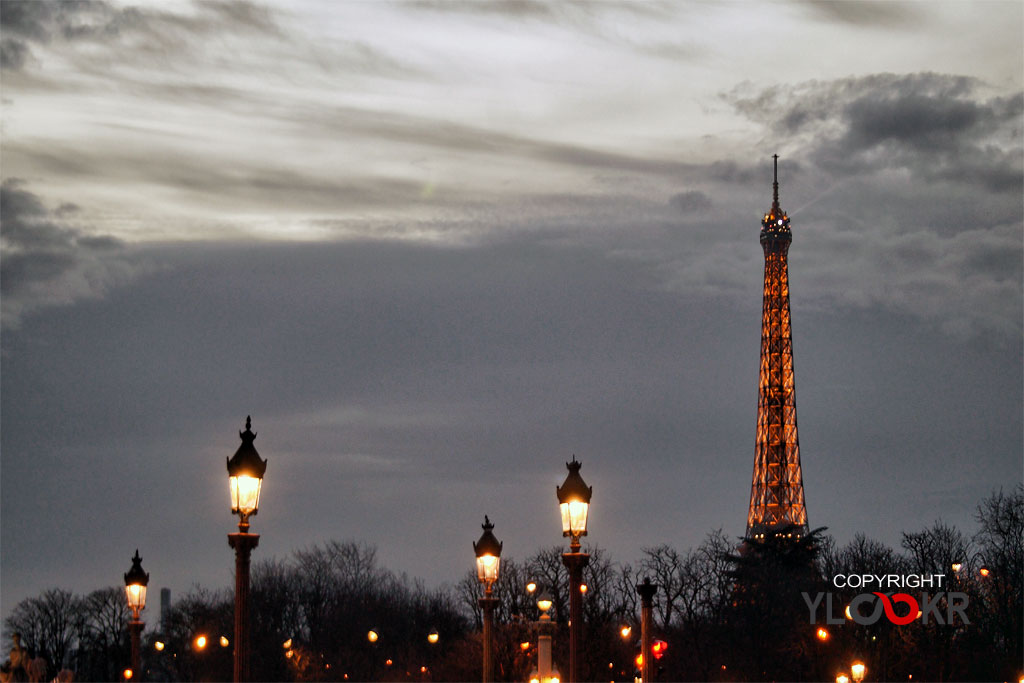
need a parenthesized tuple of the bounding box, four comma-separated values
(2, 0, 1021, 621)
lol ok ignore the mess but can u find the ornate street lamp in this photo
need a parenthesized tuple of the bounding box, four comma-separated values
(557, 457, 591, 683)
(557, 457, 591, 551)
(473, 516, 502, 683)
(227, 416, 267, 683)
(124, 550, 149, 678)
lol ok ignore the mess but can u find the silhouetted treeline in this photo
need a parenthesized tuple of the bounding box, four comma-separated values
(5, 487, 1021, 682)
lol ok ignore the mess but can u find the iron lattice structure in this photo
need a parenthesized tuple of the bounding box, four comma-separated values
(746, 156, 808, 540)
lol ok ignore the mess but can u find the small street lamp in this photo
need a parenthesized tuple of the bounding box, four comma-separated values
(557, 457, 591, 683)
(536, 587, 556, 683)
(124, 550, 149, 679)
(226, 416, 267, 683)
(851, 662, 867, 683)
(474, 516, 502, 683)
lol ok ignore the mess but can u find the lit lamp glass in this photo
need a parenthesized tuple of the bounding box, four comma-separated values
(556, 457, 592, 548)
(427, 630, 439, 644)
(473, 516, 503, 593)
(851, 662, 866, 683)
(123, 550, 149, 619)
(227, 416, 267, 530)
(536, 589, 553, 615)
(836, 676, 849, 683)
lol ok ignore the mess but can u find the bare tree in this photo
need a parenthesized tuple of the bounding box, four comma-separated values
(4, 589, 84, 677)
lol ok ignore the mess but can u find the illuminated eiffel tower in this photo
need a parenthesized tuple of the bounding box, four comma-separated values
(746, 155, 809, 540)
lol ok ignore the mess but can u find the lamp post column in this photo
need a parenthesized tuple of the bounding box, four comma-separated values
(228, 531, 259, 683)
(537, 615, 553, 681)
(561, 550, 589, 683)
(129, 620, 144, 677)
(479, 592, 498, 683)
(637, 577, 658, 683)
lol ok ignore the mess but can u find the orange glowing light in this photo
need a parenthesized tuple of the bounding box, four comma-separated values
(520, 641, 531, 651)
(220, 636, 229, 647)
(980, 567, 990, 577)
(579, 583, 588, 594)
(635, 653, 643, 668)
(836, 675, 849, 683)
(194, 635, 207, 650)
(851, 662, 867, 683)
(651, 640, 667, 660)
(385, 659, 393, 667)
(123, 669, 133, 680)
(526, 581, 537, 593)
(154, 641, 165, 651)
(620, 625, 632, 638)
(816, 627, 829, 641)
(951, 563, 962, 572)
(367, 630, 379, 643)
(283, 638, 292, 649)
(844, 604, 852, 620)
(421, 666, 428, 674)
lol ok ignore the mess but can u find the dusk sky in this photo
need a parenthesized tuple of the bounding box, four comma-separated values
(2, 1, 1021, 622)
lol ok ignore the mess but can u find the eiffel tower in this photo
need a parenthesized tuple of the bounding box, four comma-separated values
(746, 155, 809, 540)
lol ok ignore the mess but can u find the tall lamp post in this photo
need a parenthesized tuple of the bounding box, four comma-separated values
(557, 457, 591, 683)
(124, 550, 149, 680)
(474, 516, 502, 683)
(226, 416, 267, 683)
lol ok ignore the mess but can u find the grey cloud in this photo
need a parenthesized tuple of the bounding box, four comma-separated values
(726, 73, 1023, 195)
(669, 190, 712, 213)
(798, 0, 924, 28)
(0, 179, 146, 327)
(1, 0, 284, 72)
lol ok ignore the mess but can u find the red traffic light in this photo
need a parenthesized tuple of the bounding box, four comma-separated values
(651, 639, 668, 660)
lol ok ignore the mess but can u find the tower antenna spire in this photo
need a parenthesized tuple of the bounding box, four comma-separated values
(772, 154, 780, 212)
